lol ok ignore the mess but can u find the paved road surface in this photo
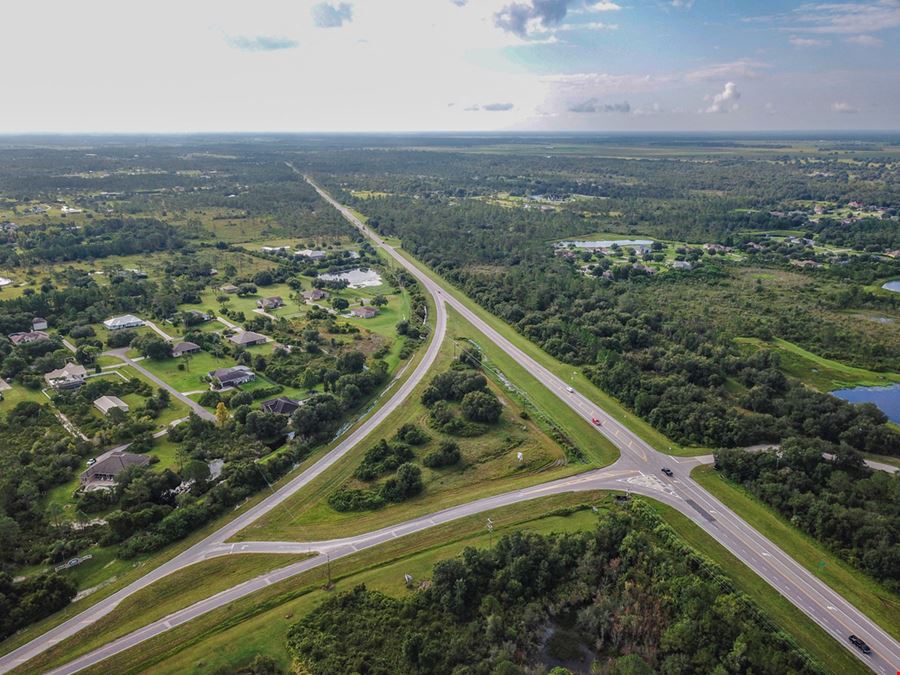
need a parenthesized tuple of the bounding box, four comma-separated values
(5, 175, 896, 674)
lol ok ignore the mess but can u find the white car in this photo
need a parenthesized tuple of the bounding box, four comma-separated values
(566, 386, 574, 393)
(87, 458, 96, 466)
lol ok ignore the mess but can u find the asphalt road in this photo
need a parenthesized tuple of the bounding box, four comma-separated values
(104, 348, 216, 422)
(4, 175, 897, 674)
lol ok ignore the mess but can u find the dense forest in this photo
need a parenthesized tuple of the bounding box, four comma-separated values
(715, 442, 899, 590)
(288, 501, 820, 674)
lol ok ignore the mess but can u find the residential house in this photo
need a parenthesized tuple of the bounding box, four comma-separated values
(228, 331, 267, 347)
(260, 246, 289, 254)
(93, 395, 130, 415)
(45, 363, 88, 390)
(671, 260, 692, 270)
(703, 243, 731, 253)
(261, 396, 302, 416)
(172, 341, 202, 357)
(351, 306, 378, 319)
(9, 331, 49, 346)
(302, 288, 328, 302)
(209, 365, 256, 388)
(295, 249, 327, 260)
(32, 317, 48, 330)
(885, 250, 900, 259)
(185, 309, 211, 323)
(103, 314, 144, 330)
(257, 296, 284, 310)
(219, 284, 239, 294)
(80, 451, 150, 489)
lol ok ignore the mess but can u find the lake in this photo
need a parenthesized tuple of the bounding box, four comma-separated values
(881, 280, 900, 293)
(319, 267, 383, 288)
(558, 239, 653, 249)
(832, 384, 900, 425)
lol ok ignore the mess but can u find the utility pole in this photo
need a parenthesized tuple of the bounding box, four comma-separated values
(487, 517, 494, 548)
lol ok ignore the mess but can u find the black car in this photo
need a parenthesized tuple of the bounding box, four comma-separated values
(848, 635, 871, 655)
(661, 467, 674, 477)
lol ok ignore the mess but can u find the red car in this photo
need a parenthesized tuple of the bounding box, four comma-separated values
(591, 417, 602, 426)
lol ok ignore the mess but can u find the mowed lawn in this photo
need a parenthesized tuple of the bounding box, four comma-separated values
(140, 352, 234, 393)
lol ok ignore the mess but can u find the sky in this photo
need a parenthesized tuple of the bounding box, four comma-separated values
(1, 0, 899, 132)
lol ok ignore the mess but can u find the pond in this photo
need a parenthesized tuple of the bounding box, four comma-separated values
(881, 280, 900, 293)
(831, 384, 900, 425)
(319, 267, 383, 288)
(558, 239, 653, 249)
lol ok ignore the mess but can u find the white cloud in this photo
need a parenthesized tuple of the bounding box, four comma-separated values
(845, 34, 884, 46)
(226, 35, 299, 51)
(586, 1, 621, 11)
(568, 99, 631, 112)
(704, 81, 741, 113)
(831, 101, 860, 113)
(786, 0, 900, 35)
(558, 20, 618, 30)
(789, 35, 829, 47)
(670, 0, 695, 8)
(684, 59, 768, 81)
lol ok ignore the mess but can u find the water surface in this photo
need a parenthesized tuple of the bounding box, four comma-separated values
(832, 384, 900, 425)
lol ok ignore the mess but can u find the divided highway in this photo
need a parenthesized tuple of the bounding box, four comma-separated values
(3, 173, 896, 674)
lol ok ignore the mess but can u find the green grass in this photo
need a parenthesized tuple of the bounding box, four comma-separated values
(233, 307, 581, 543)
(140, 352, 233, 393)
(19, 554, 312, 674)
(0, 382, 48, 412)
(692, 464, 899, 641)
(736, 336, 900, 391)
(59, 491, 853, 675)
(388, 246, 705, 456)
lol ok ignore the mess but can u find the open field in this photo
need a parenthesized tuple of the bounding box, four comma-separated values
(736, 336, 900, 391)
(691, 464, 900, 641)
(43, 491, 861, 675)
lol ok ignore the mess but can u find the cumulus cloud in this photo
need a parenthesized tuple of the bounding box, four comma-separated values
(586, 1, 621, 11)
(482, 102, 515, 111)
(670, 0, 695, 8)
(831, 101, 860, 113)
(312, 2, 353, 28)
(845, 34, 884, 45)
(226, 35, 299, 51)
(789, 35, 829, 46)
(494, 0, 579, 37)
(568, 98, 631, 113)
(704, 81, 740, 113)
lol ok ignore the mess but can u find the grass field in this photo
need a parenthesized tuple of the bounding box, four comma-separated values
(692, 465, 900, 641)
(233, 307, 584, 543)
(52, 491, 859, 675)
(736, 336, 900, 391)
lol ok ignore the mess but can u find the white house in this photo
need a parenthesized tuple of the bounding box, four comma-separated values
(103, 314, 144, 330)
